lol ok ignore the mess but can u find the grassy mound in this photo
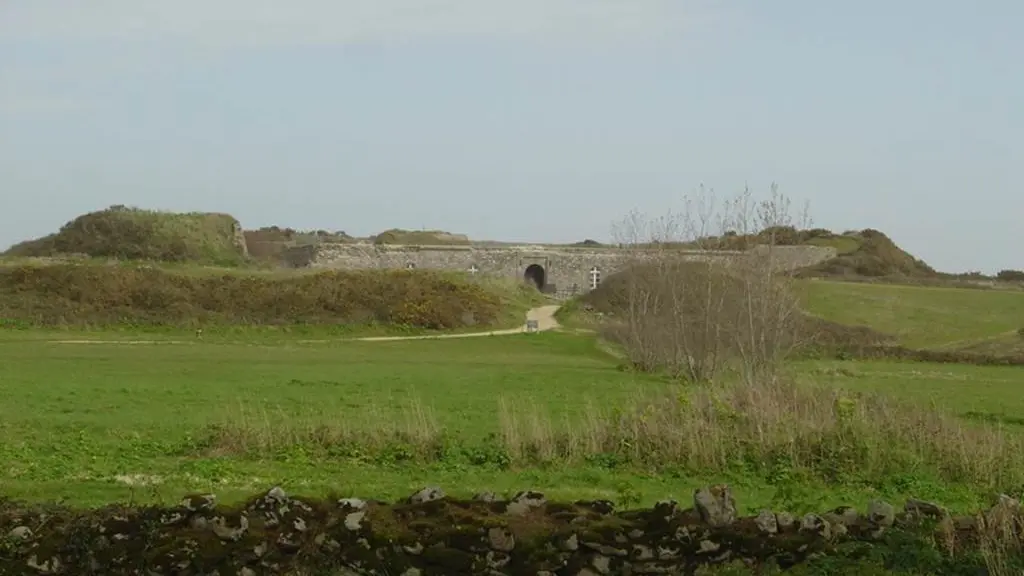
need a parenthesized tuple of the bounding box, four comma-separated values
(693, 227, 936, 278)
(0, 263, 505, 329)
(372, 228, 471, 245)
(791, 228, 936, 278)
(3, 206, 248, 266)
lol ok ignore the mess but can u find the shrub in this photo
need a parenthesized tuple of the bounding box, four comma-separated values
(605, 186, 805, 384)
(0, 264, 503, 329)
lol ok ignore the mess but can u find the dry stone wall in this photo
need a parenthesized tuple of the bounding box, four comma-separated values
(304, 243, 837, 295)
(1, 485, 1017, 575)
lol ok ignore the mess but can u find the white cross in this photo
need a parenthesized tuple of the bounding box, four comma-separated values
(469, 264, 479, 275)
(589, 266, 601, 289)
(406, 263, 415, 269)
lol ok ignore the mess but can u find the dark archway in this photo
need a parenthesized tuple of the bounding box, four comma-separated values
(523, 264, 546, 290)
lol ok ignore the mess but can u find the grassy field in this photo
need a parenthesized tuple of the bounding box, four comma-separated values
(0, 327, 1020, 518)
(0, 333, 652, 505)
(793, 358, 1024, 426)
(800, 279, 1024, 349)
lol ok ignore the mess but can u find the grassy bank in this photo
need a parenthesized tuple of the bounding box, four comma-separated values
(3, 206, 248, 265)
(800, 279, 1024, 349)
(0, 262, 544, 332)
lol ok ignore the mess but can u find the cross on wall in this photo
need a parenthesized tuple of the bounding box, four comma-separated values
(589, 267, 601, 289)
(469, 264, 479, 275)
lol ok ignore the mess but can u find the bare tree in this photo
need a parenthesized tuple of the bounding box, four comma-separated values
(607, 184, 809, 385)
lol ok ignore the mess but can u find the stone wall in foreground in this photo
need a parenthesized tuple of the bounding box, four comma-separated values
(2, 485, 1020, 575)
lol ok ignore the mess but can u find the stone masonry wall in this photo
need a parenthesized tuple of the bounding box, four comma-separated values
(2, 485, 1018, 575)
(307, 243, 838, 294)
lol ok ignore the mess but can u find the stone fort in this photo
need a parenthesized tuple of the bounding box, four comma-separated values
(287, 242, 837, 297)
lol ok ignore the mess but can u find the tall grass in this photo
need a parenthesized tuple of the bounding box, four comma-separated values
(197, 398, 444, 462)
(202, 377, 1024, 490)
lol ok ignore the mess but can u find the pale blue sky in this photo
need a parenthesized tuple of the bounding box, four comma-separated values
(1, 1, 1020, 273)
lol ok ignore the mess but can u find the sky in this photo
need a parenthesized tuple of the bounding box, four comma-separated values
(0, 1, 1021, 274)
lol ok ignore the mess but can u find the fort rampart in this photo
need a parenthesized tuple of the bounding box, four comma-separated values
(285, 243, 837, 294)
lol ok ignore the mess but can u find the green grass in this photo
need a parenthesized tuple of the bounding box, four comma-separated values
(804, 235, 861, 255)
(801, 279, 1024, 348)
(792, 359, 1024, 427)
(0, 333, 655, 506)
(953, 331, 1024, 357)
(0, 329, 1017, 516)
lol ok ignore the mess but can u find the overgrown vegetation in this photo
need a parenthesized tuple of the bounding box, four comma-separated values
(997, 269, 1024, 282)
(573, 262, 1024, 366)
(372, 228, 471, 245)
(243, 225, 354, 264)
(0, 263, 504, 329)
(685, 224, 939, 279)
(3, 205, 248, 266)
(598, 185, 811, 385)
(791, 229, 937, 278)
(204, 375, 1024, 494)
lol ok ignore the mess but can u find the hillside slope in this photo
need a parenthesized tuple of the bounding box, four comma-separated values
(801, 280, 1024, 349)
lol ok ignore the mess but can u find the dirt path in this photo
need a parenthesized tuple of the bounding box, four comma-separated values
(352, 304, 560, 342)
(45, 305, 563, 345)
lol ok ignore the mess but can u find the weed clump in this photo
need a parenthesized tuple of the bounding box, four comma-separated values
(3, 205, 247, 265)
(0, 264, 502, 329)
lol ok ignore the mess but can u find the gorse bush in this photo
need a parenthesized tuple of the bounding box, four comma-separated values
(3, 206, 247, 265)
(0, 264, 502, 329)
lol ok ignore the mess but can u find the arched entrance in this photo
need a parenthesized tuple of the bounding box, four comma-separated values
(523, 264, 546, 290)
